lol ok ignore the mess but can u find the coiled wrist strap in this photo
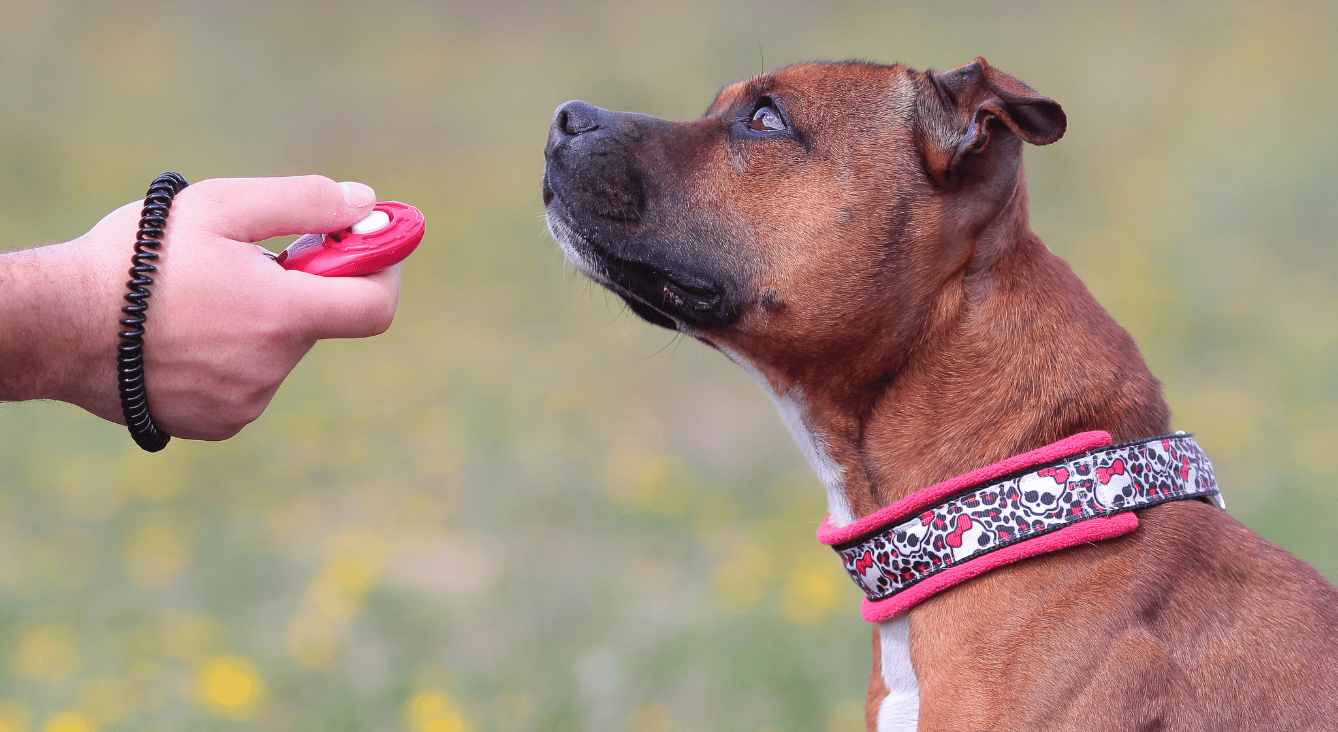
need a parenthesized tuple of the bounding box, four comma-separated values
(118, 172, 188, 452)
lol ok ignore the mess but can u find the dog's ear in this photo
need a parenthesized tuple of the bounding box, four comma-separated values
(920, 58, 1066, 188)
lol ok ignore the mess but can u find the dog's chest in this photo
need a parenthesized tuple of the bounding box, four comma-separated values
(878, 616, 920, 732)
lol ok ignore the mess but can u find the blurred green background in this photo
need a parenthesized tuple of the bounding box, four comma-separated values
(1, 1, 1335, 730)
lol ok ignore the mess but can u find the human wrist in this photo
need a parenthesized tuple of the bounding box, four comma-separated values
(0, 239, 121, 412)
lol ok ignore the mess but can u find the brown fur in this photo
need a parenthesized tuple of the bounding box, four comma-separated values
(868, 627, 889, 728)
(543, 58, 1338, 730)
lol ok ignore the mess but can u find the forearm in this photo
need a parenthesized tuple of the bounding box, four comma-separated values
(0, 239, 119, 407)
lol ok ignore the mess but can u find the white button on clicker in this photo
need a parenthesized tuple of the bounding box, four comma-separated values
(351, 209, 391, 235)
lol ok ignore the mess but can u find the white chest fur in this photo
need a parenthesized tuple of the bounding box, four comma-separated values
(878, 616, 920, 731)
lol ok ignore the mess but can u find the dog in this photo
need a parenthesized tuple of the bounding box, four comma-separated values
(542, 58, 1338, 731)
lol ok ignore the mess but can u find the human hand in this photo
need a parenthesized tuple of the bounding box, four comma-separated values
(0, 175, 401, 440)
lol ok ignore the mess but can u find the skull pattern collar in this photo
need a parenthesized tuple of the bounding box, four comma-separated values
(817, 431, 1224, 622)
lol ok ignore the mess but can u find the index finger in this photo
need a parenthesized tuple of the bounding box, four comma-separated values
(284, 264, 403, 340)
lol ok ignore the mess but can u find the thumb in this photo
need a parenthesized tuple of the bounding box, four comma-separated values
(177, 175, 378, 243)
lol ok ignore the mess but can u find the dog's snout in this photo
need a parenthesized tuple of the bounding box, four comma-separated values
(548, 101, 598, 158)
(553, 100, 604, 138)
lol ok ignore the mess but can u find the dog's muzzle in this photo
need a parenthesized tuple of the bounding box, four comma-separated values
(542, 100, 742, 332)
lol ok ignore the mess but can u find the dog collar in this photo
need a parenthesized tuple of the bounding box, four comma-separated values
(817, 432, 1224, 622)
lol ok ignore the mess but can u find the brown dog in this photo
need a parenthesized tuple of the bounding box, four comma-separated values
(542, 58, 1338, 731)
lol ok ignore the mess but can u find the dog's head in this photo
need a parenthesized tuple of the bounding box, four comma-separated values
(543, 59, 1064, 386)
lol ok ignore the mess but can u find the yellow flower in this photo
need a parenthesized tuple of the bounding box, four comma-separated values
(781, 557, 843, 626)
(403, 692, 473, 732)
(42, 712, 93, 732)
(628, 701, 672, 732)
(0, 701, 32, 732)
(12, 625, 79, 681)
(195, 656, 263, 719)
(711, 536, 772, 614)
(824, 699, 866, 732)
(121, 516, 191, 589)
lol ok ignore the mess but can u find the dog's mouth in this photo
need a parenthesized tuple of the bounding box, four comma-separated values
(545, 195, 730, 331)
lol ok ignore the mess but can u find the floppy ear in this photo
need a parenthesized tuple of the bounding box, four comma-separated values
(920, 57, 1066, 188)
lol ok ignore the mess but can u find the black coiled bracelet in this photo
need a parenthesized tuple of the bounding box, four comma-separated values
(118, 172, 189, 452)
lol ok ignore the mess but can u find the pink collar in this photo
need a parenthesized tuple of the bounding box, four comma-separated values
(817, 431, 1223, 622)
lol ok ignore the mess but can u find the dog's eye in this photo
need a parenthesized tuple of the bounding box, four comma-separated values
(749, 105, 785, 132)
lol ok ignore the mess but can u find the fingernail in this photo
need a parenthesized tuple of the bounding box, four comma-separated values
(338, 181, 376, 208)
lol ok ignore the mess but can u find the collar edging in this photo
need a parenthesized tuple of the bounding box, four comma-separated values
(817, 431, 1223, 622)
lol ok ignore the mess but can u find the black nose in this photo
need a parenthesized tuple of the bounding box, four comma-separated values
(551, 100, 605, 141)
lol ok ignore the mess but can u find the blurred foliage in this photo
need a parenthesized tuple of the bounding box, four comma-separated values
(1, 0, 1336, 730)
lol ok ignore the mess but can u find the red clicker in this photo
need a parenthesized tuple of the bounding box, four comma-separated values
(276, 201, 425, 276)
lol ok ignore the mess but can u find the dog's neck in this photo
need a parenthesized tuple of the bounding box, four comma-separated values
(716, 176, 1171, 524)
(850, 242, 1170, 517)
